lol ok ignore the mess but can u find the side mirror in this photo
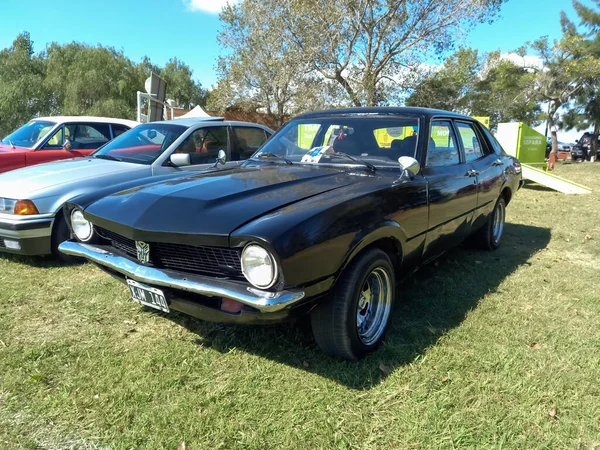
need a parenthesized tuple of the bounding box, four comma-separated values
(398, 156, 420, 178)
(170, 153, 191, 167)
(213, 149, 227, 168)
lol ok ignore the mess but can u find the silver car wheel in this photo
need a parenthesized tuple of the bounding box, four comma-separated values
(493, 199, 505, 245)
(356, 267, 393, 346)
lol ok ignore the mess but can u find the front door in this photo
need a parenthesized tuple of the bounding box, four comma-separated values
(422, 120, 478, 262)
(27, 123, 112, 166)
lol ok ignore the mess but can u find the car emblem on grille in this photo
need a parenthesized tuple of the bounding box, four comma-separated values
(135, 241, 150, 264)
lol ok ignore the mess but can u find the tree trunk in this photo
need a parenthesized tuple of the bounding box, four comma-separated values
(548, 101, 560, 156)
(334, 72, 362, 107)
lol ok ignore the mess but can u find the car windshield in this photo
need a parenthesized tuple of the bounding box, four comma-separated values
(2, 120, 56, 148)
(252, 116, 419, 167)
(92, 123, 187, 165)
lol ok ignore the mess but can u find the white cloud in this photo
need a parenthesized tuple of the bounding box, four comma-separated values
(184, 0, 239, 14)
(500, 53, 544, 71)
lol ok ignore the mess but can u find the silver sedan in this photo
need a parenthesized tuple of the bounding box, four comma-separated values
(0, 117, 273, 258)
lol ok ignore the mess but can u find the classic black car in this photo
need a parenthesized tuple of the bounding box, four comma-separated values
(60, 107, 522, 360)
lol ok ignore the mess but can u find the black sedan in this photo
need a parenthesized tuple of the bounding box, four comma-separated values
(60, 107, 523, 360)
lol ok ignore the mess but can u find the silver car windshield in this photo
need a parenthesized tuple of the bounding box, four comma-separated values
(2, 120, 56, 148)
(252, 117, 419, 167)
(92, 123, 187, 165)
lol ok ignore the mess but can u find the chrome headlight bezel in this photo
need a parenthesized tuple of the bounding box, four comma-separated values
(240, 243, 278, 289)
(70, 208, 94, 242)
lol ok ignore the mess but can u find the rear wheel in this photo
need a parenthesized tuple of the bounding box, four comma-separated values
(311, 248, 395, 360)
(474, 196, 506, 251)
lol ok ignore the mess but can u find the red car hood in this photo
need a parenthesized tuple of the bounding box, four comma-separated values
(0, 143, 30, 153)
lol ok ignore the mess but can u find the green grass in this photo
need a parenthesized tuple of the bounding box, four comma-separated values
(1, 162, 600, 449)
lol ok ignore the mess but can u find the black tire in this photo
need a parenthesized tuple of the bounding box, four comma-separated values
(473, 196, 506, 251)
(311, 248, 396, 360)
(51, 214, 83, 264)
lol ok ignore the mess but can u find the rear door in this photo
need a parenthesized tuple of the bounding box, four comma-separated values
(422, 119, 478, 261)
(456, 121, 504, 230)
(230, 126, 272, 162)
(169, 125, 234, 172)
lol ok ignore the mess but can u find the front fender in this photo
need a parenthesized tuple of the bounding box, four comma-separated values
(338, 221, 406, 275)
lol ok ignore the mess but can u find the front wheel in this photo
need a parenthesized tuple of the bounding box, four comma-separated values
(311, 248, 396, 360)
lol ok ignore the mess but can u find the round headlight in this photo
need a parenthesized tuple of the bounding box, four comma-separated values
(241, 244, 278, 289)
(70, 209, 94, 242)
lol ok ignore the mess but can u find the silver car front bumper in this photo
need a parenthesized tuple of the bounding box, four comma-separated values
(59, 240, 306, 313)
(0, 214, 54, 255)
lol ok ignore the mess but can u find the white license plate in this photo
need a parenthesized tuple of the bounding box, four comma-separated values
(127, 279, 169, 313)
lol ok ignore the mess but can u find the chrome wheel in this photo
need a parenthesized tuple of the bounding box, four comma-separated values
(356, 267, 393, 346)
(492, 199, 505, 245)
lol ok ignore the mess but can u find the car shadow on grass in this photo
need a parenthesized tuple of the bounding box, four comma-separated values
(160, 223, 551, 390)
(0, 252, 67, 268)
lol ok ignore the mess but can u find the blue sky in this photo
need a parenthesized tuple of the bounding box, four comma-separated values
(0, 0, 585, 90)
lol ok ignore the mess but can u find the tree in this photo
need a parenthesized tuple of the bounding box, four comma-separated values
(559, 1, 600, 157)
(0, 32, 48, 136)
(212, 0, 339, 125)
(278, 0, 507, 107)
(44, 42, 143, 119)
(529, 8, 600, 158)
(406, 48, 480, 113)
(469, 52, 541, 129)
(160, 58, 207, 108)
(406, 49, 541, 130)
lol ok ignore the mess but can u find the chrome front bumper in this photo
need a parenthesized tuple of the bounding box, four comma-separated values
(59, 240, 306, 313)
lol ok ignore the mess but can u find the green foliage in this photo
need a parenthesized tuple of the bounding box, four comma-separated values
(0, 33, 48, 136)
(406, 49, 541, 129)
(531, 2, 600, 153)
(0, 34, 206, 137)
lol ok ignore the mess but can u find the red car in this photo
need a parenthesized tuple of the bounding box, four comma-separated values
(0, 116, 138, 173)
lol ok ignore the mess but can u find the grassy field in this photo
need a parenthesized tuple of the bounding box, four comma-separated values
(1, 163, 599, 450)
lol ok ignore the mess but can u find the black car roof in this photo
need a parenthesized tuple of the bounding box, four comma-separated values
(294, 107, 471, 120)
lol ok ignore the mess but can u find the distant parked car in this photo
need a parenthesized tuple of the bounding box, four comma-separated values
(60, 107, 523, 360)
(0, 116, 138, 173)
(545, 137, 572, 159)
(0, 118, 273, 258)
(571, 132, 599, 161)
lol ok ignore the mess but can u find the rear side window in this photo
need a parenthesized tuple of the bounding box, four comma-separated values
(233, 127, 268, 160)
(481, 126, 507, 156)
(455, 122, 484, 162)
(428, 121, 460, 167)
(112, 124, 130, 138)
(65, 123, 111, 150)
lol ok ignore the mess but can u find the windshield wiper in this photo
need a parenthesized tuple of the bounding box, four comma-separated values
(254, 152, 293, 165)
(330, 152, 376, 172)
(94, 154, 121, 162)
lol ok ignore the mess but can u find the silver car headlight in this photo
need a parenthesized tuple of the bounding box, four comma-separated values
(70, 209, 94, 242)
(241, 244, 278, 289)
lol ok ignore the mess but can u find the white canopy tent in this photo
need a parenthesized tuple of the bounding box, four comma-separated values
(176, 105, 212, 119)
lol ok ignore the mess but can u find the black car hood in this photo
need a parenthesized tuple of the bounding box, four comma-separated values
(85, 165, 360, 246)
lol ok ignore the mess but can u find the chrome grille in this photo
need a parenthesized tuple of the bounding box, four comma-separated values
(96, 227, 242, 278)
(154, 242, 242, 278)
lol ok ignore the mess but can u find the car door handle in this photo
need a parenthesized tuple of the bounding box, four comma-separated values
(466, 169, 479, 177)
(492, 159, 503, 166)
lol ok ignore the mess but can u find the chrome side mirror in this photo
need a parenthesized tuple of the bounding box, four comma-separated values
(170, 153, 191, 167)
(213, 149, 227, 168)
(398, 156, 420, 179)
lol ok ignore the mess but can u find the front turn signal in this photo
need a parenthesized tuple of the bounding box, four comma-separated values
(14, 199, 39, 215)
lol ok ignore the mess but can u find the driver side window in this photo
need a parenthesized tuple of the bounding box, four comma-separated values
(41, 127, 64, 150)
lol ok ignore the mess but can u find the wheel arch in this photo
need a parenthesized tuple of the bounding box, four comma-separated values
(338, 221, 405, 279)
